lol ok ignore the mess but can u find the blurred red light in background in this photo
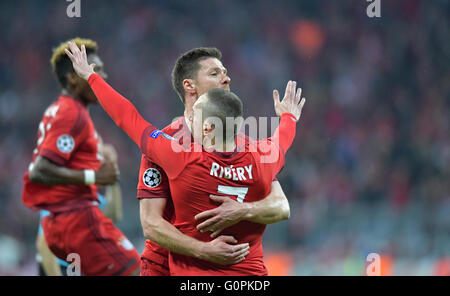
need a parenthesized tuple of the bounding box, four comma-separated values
(290, 20, 325, 59)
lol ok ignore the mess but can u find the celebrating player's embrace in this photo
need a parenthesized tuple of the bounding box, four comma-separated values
(65, 41, 306, 275)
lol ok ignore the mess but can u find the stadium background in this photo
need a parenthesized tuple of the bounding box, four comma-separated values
(0, 0, 448, 275)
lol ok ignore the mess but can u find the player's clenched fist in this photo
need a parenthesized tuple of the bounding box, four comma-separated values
(95, 162, 120, 185)
(201, 235, 250, 265)
(273, 80, 306, 121)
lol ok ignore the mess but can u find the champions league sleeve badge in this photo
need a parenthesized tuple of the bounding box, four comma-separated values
(143, 168, 162, 188)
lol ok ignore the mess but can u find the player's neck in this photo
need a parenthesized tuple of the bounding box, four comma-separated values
(211, 140, 236, 152)
(183, 94, 197, 131)
(183, 110, 193, 132)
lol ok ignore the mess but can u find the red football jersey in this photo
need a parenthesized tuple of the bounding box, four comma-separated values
(139, 127, 286, 275)
(137, 117, 259, 266)
(137, 117, 188, 264)
(22, 95, 101, 211)
(88, 73, 297, 275)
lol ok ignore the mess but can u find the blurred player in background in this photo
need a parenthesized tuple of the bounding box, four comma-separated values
(22, 38, 140, 276)
(65, 42, 305, 275)
(136, 48, 291, 275)
(36, 140, 123, 276)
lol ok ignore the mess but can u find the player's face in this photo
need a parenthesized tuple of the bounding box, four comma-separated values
(194, 58, 231, 98)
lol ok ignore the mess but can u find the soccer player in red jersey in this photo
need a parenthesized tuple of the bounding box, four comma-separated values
(66, 42, 306, 275)
(22, 38, 140, 276)
(36, 140, 124, 276)
(137, 48, 291, 276)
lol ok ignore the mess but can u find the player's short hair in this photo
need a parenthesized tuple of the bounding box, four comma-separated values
(50, 38, 98, 89)
(171, 47, 222, 104)
(204, 88, 243, 142)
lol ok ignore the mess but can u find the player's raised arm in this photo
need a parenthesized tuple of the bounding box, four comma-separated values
(65, 41, 148, 146)
(65, 42, 187, 178)
(270, 80, 306, 153)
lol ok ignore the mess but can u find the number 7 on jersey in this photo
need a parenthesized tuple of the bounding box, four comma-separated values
(217, 185, 249, 203)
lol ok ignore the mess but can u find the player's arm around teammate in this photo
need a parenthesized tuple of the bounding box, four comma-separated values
(195, 181, 289, 238)
(66, 42, 251, 267)
(194, 81, 305, 238)
(140, 198, 250, 266)
(65, 42, 305, 269)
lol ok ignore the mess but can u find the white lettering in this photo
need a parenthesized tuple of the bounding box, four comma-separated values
(210, 162, 219, 177)
(366, 0, 381, 18)
(224, 167, 232, 179)
(366, 253, 381, 276)
(237, 167, 246, 181)
(231, 167, 238, 181)
(244, 165, 253, 180)
(209, 163, 253, 181)
(66, 0, 81, 18)
(66, 253, 81, 276)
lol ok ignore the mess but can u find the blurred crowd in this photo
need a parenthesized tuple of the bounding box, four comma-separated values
(0, 0, 448, 275)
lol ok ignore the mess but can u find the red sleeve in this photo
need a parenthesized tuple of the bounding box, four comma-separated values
(136, 154, 171, 200)
(256, 113, 297, 179)
(88, 74, 149, 146)
(140, 125, 196, 178)
(269, 113, 297, 154)
(39, 101, 88, 165)
(88, 73, 192, 178)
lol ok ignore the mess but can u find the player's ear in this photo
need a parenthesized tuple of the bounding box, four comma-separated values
(183, 79, 196, 95)
(66, 72, 77, 86)
(66, 72, 84, 90)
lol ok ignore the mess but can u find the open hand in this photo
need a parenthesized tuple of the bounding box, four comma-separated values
(273, 80, 306, 121)
(65, 41, 96, 81)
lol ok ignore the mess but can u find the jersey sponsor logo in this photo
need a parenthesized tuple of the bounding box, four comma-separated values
(143, 168, 162, 188)
(56, 134, 75, 153)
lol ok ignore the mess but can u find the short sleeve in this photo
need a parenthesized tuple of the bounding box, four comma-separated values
(39, 102, 88, 165)
(136, 154, 171, 199)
